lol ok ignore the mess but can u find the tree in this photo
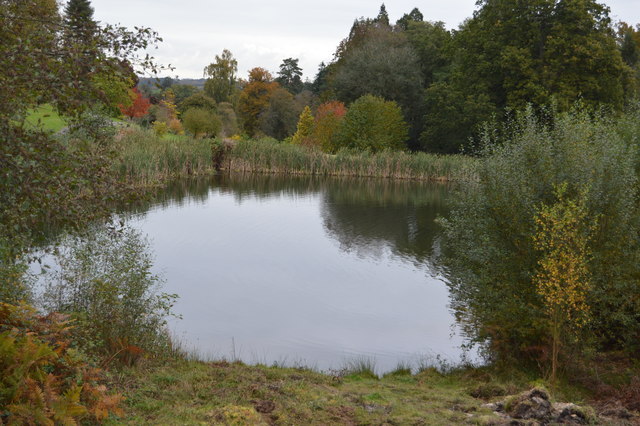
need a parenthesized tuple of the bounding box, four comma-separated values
(169, 84, 199, 105)
(396, 7, 424, 31)
(217, 102, 239, 137)
(312, 101, 347, 152)
(119, 88, 151, 119)
(259, 88, 298, 140)
(291, 106, 314, 145)
(440, 107, 640, 364)
(203, 49, 238, 103)
(177, 92, 216, 115)
(238, 68, 279, 136)
(276, 58, 303, 94)
(63, 0, 97, 44)
(533, 183, 593, 383)
(182, 108, 220, 138)
(335, 95, 408, 152)
(0, 0, 164, 250)
(375, 3, 390, 27)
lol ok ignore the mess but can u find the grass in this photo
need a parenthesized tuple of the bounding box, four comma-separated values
(106, 359, 526, 425)
(115, 128, 478, 188)
(24, 104, 67, 133)
(227, 138, 479, 182)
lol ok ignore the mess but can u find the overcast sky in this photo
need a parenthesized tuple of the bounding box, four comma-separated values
(90, 0, 640, 81)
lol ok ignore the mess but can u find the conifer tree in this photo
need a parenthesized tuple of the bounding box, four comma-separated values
(64, 0, 97, 43)
(291, 106, 314, 145)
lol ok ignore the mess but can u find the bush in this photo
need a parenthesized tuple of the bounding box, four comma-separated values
(0, 303, 123, 423)
(335, 94, 408, 153)
(42, 224, 177, 361)
(440, 106, 640, 364)
(183, 107, 221, 138)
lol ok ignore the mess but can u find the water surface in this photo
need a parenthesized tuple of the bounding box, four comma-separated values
(128, 175, 467, 373)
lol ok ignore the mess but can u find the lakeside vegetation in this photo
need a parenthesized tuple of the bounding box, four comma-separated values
(2, 0, 640, 424)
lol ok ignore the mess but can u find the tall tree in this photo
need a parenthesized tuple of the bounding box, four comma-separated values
(375, 3, 390, 27)
(204, 49, 238, 103)
(238, 68, 278, 136)
(259, 87, 298, 140)
(276, 58, 303, 94)
(63, 0, 97, 43)
(396, 7, 424, 31)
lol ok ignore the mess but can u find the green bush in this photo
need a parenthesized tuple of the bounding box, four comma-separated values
(335, 94, 408, 153)
(440, 106, 640, 364)
(42, 224, 177, 361)
(182, 107, 221, 138)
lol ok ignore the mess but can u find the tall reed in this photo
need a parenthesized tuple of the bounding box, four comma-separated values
(116, 128, 478, 186)
(226, 139, 478, 182)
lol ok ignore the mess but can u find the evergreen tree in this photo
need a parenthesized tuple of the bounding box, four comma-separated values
(276, 58, 303, 94)
(64, 0, 97, 43)
(291, 106, 314, 145)
(375, 4, 390, 27)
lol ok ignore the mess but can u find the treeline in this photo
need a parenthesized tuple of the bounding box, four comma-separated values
(136, 1, 640, 153)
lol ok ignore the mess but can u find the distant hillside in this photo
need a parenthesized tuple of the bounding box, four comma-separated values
(138, 77, 205, 90)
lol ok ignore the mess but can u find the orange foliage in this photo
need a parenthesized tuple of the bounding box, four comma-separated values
(313, 101, 347, 152)
(119, 88, 151, 119)
(239, 67, 279, 136)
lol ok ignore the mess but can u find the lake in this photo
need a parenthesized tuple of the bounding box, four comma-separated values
(127, 174, 470, 373)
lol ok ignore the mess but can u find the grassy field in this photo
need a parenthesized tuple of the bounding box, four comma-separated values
(24, 104, 67, 132)
(107, 359, 544, 425)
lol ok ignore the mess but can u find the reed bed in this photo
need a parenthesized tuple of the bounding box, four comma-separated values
(116, 127, 216, 187)
(116, 128, 478, 187)
(228, 138, 478, 182)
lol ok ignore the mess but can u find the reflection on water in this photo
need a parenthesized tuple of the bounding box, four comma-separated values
(126, 174, 467, 372)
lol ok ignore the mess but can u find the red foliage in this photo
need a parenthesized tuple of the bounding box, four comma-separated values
(316, 101, 347, 120)
(119, 88, 151, 119)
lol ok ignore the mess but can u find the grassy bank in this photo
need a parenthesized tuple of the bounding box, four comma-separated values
(109, 359, 547, 425)
(116, 129, 478, 187)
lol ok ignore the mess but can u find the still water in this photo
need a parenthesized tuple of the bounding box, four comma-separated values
(127, 174, 468, 373)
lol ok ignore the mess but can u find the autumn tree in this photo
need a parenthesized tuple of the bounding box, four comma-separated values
(291, 106, 314, 145)
(119, 88, 151, 119)
(533, 183, 594, 383)
(335, 95, 408, 152)
(276, 58, 303, 94)
(238, 67, 278, 136)
(312, 101, 347, 152)
(204, 49, 238, 103)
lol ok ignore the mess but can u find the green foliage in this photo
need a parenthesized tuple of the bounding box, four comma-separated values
(203, 49, 238, 103)
(533, 183, 594, 382)
(182, 107, 221, 138)
(63, 0, 97, 44)
(335, 95, 408, 153)
(177, 92, 217, 115)
(259, 87, 298, 140)
(0, 303, 123, 423)
(276, 58, 303, 94)
(218, 102, 239, 137)
(440, 106, 640, 364)
(291, 106, 314, 145)
(41, 225, 177, 360)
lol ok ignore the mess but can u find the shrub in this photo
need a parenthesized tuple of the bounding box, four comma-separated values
(153, 120, 168, 137)
(335, 95, 408, 152)
(313, 101, 347, 152)
(0, 303, 124, 423)
(440, 106, 640, 365)
(183, 107, 221, 138)
(41, 224, 177, 361)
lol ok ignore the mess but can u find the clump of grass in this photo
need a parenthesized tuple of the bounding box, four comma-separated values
(384, 361, 413, 378)
(343, 357, 378, 380)
(227, 139, 478, 182)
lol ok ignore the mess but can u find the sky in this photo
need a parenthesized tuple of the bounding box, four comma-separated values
(90, 0, 640, 81)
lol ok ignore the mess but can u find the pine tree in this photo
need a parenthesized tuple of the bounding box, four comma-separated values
(375, 4, 390, 27)
(64, 0, 97, 43)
